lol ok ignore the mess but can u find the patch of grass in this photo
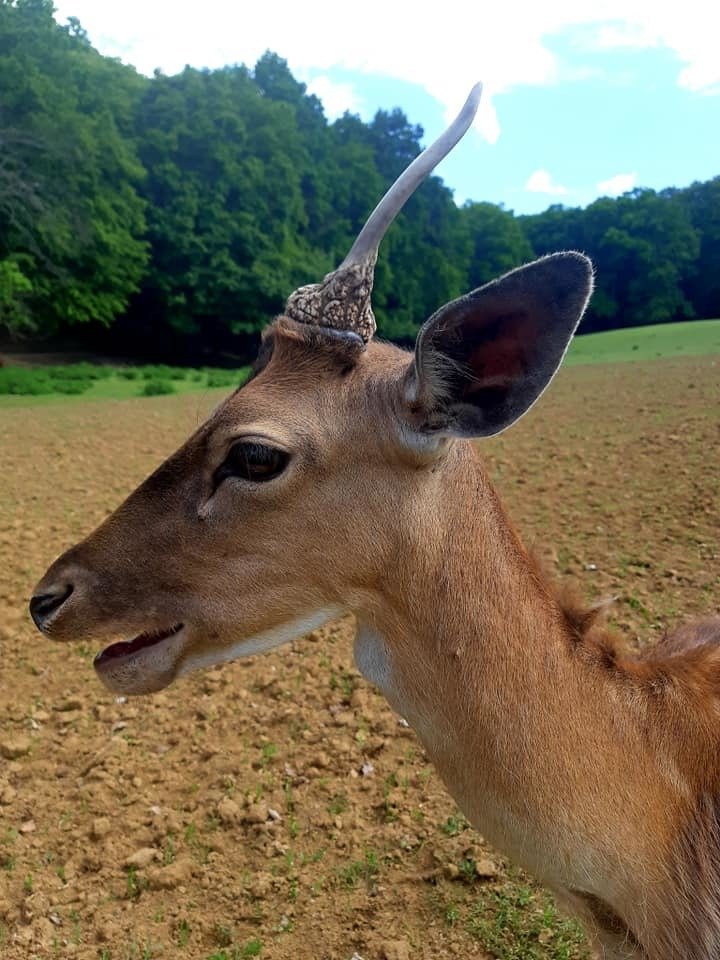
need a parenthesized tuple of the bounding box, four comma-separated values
(0, 361, 251, 406)
(205, 943, 262, 960)
(428, 868, 590, 960)
(626, 595, 651, 622)
(382, 771, 400, 823)
(338, 850, 380, 891)
(566, 319, 720, 366)
(125, 865, 146, 900)
(118, 942, 159, 960)
(183, 821, 212, 866)
(69, 908, 82, 945)
(177, 917, 191, 947)
(340, 670, 355, 699)
(164, 837, 176, 865)
(327, 793, 349, 817)
(441, 814, 468, 837)
(466, 886, 589, 960)
(213, 923, 234, 947)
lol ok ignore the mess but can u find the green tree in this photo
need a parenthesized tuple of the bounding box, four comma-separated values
(0, 0, 147, 337)
(0, 10, 715, 357)
(129, 63, 329, 351)
(461, 202, 534, 290)
(0, 254, 34, 335)
(589, 190, 699, 330)
(676, 178, 720, 320)
(522, 190, 700, 331)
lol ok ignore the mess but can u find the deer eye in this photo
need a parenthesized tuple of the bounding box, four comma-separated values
(215, 441, 289, 486)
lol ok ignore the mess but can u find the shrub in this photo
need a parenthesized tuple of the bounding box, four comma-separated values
(205, 367, 252, 389)
(141, 379, 175, 396)
(51, 380, 88, 395)
(0, 368, 49, 394)
(205, 370, 237, 388)
(46, 363, 107, 381)
(140, 364, 187, 381)
(0, 363, 112, 395)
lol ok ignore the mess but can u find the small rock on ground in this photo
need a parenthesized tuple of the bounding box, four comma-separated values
(123, 847, 157, 869)
(0, 735, 31, 759)
(381, 941, 411, 960)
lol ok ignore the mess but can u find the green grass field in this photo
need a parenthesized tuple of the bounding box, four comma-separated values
(0, 363, 251, 407)
(565, 318, 720, 365)
(1, 320, 718, 407)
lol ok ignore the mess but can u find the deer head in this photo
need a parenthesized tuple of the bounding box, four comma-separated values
(29, 85, 593, 698)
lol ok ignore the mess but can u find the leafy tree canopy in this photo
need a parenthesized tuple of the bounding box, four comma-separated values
(0, 3, 717, 359)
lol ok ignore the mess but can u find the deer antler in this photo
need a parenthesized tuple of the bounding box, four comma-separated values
(285, 83, 483, 343)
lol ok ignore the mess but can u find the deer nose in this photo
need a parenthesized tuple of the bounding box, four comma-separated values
(29, 584, 74, 631)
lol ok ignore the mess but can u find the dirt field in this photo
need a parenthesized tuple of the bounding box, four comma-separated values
(1, 356, 718, 960)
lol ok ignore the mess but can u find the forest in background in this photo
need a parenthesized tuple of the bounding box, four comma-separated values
(1, 0, 719, 363)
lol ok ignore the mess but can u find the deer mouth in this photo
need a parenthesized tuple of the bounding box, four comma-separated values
(95, 623, 184, 665)
(94, 623, 186, 694)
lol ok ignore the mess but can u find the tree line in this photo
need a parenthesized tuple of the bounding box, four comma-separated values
(1, 0, 718, 361)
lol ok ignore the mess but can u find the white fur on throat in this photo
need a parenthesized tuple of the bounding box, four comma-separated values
(354, 623, 394, 696)
(178, 606, 344, 677)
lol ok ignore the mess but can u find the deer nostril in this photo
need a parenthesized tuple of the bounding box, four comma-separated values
(29, 584, 74, 631)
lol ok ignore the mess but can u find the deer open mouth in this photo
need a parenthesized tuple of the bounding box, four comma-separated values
(94, 623, 184, 669)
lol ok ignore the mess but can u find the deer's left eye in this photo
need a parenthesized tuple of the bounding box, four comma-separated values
(215, 442, 289, 486)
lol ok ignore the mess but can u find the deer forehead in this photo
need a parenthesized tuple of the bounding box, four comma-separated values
(205, 335, 412, 452)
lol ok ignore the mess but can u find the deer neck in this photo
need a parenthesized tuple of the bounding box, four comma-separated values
(352, 442, 720, 958)
(355, 444, 568, 791)
(355, 442, 565, 737)
(352, 442, 676, 895)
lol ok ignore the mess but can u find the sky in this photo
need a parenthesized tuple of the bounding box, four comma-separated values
(53, 1, 719, 215)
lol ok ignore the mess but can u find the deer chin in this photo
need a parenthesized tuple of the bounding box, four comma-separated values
(174, 606, 345, 679)
(94, 623, 188, 695)
(93, 606, 345, 697)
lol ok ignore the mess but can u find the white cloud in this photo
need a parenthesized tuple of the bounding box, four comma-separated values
(597, 172, 637, 195)
(303, 75, 363, 120)
(579, 11, 720, 95)
(52, 0, 720, 147)
(590, 21, 657, 50)
(525, 169, 569, 195)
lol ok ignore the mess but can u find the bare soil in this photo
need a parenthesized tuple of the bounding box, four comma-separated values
(0, 356, 718, 960)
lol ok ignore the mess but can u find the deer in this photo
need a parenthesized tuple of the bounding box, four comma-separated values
(29, 83, 720, 959)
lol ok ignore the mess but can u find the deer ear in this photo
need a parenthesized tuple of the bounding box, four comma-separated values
(406, 252, 593, 438)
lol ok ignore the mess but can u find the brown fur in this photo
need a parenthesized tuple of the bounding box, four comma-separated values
(32, 320, 720, 959)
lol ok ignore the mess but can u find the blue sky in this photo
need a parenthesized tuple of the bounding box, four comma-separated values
(54, 1, 719, 215)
